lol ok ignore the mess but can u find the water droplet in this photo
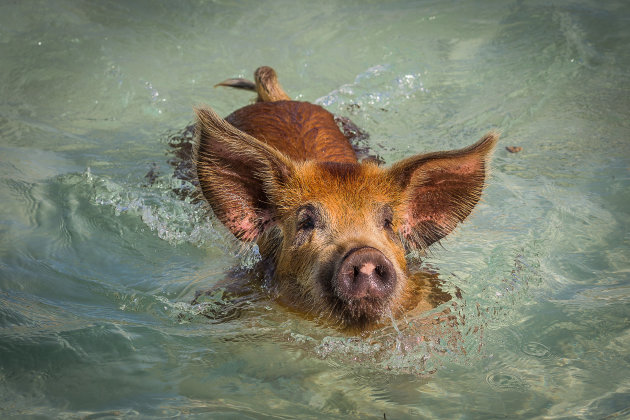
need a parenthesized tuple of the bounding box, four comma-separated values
(387, 309, 401, 334)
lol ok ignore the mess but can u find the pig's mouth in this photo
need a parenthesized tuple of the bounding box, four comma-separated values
(329, 294, 392, 328)
(321, 246, 398, 327)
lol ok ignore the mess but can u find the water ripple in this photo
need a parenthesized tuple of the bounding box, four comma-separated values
(521, 342, 551, 358)
(486, 372, 529, 391)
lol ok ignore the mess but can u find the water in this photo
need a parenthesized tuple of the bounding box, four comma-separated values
(1, 0, 629, 418)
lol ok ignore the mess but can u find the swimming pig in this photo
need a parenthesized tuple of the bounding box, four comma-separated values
(194, 66, 497, 329)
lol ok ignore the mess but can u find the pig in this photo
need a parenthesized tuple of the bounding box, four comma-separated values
(194, 66, 498, 330)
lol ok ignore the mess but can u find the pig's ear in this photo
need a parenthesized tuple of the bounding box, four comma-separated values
(194, 106, 294, 241)
(388, 132, 498, 249)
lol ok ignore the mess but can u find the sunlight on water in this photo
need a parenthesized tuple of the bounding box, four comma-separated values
(1, 0, 629, 418)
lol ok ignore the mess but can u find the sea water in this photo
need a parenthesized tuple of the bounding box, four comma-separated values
(1, 0, 629, 418)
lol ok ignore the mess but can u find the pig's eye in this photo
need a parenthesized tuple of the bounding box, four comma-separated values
(293, 204, 320, 247)
(298, 214, 315, 231)
(296, 204, 319, 232)
(380, 205, 394, 232)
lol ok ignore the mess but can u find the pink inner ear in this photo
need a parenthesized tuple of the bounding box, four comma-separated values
(451, 160, 479, 175)
(221, 207, 275, 242)
(422, 155, 482, 178)
(224, 213, 259, 241)
(410, 195, 452, 225)
(401, 187, 452, 239)
(392, 131, 497, 248)
(400, 155, 487, 247)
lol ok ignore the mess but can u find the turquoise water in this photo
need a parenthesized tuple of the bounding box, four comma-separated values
(1, 0, 629, 418)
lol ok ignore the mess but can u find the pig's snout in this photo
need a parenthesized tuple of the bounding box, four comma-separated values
(335, 247, 396, 301)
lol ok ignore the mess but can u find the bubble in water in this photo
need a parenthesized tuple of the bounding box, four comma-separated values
(521, 342, 550, 358)
(486, 372, 528, 391)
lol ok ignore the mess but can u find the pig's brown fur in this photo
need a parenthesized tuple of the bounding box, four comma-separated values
(226, 102, 357, 164)
(195, 66, 498, 329)
(262, 161, 408, 326)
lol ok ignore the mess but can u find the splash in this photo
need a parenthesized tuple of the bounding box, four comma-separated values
(315, 64, 427, 110)
(83, 166, 225, 248)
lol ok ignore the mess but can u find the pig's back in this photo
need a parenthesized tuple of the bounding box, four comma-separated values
(225, 101, 358, 164)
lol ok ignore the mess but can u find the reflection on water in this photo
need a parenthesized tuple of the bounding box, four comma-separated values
(1, 0, 629, 418)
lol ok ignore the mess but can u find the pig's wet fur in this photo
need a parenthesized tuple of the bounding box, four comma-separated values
(164, 124, 453, 330)
(162, 66, 497, 331)
(163, 116, 380, 198)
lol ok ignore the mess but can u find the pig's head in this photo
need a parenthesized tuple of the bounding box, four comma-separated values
(195, 107, 498, 329)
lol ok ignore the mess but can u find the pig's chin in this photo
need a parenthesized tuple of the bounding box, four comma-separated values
(315, 289, 392, 329)
(334, 296, 392, 329)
